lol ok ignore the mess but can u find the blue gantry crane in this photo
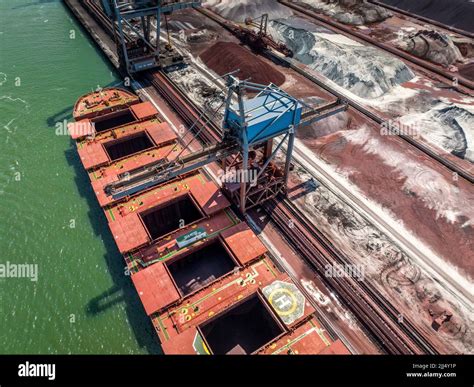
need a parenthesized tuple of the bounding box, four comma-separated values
(220, 76, 346, 211)
(220, 76, 301, 212)
(105, 76, 347, 212)
(103, 0, 201, 73)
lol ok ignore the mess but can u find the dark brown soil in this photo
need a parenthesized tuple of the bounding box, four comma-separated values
(200, 41, 286, 86)
(459, 63, 474, 82)
(382, 0, 474, 34)
(306, 128, 474, 279)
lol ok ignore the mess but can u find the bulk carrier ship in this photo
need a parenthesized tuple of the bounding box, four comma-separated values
(69, 87, 350, 355)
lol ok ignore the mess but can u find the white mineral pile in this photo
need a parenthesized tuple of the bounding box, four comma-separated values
(288, 155, 473, 354)
(204, 0, 293, 22)
(397, 30, 464, 66)
(268, 17, 414, 98)
(399, 102, 474, 162)
(298, 0, 392, 25)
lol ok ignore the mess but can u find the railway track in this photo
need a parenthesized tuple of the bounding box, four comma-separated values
(275, 52, 474, 184)
(264, 198, 438, 354)
(197, 6, 474, 184)
(279, 0, 474, 92)
(367, 0, 474, 39)
(291, 142, 472, 311)
(83, 0, 121, 42)
(85, 0, 474, 183)
(144, 70, 222, 145)
(140, 64, 439, 355)
(81, 0, 440, 354)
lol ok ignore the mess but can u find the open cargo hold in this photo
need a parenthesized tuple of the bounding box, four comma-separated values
(140, 195, 204, 240)
(92, 109, 137, 132)
(200, 293, 284, 354)
(104, 132, 154, 161)
(167, 240, 237, 296)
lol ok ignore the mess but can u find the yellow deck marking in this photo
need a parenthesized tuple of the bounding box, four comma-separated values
(268, 288, 298, 317)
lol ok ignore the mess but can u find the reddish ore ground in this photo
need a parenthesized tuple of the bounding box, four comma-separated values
(304, 123, 474, 279)
(200, 41, 286, 86)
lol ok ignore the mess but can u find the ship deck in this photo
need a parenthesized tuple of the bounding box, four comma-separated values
(72, 88, 139, 121)
(129, 216, 270, 313)
(153, 257, 341, 355)
(70, 87, 350, 356)
(76, 119, 177, 170)
(105, 172, 230, 253)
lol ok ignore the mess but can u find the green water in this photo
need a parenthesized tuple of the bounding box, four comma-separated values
(0, 0, 161, 354)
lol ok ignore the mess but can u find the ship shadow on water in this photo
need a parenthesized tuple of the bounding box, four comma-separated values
(47, 105, 73, 128)
(64, 140, 163, 355)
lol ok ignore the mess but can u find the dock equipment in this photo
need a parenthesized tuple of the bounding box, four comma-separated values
(105, 0, 201, 73)
(104, 76, 347, 212)
(242, 14, 293, 57)
(221, 76, 302, 212)
(198, 8, 293, 58)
